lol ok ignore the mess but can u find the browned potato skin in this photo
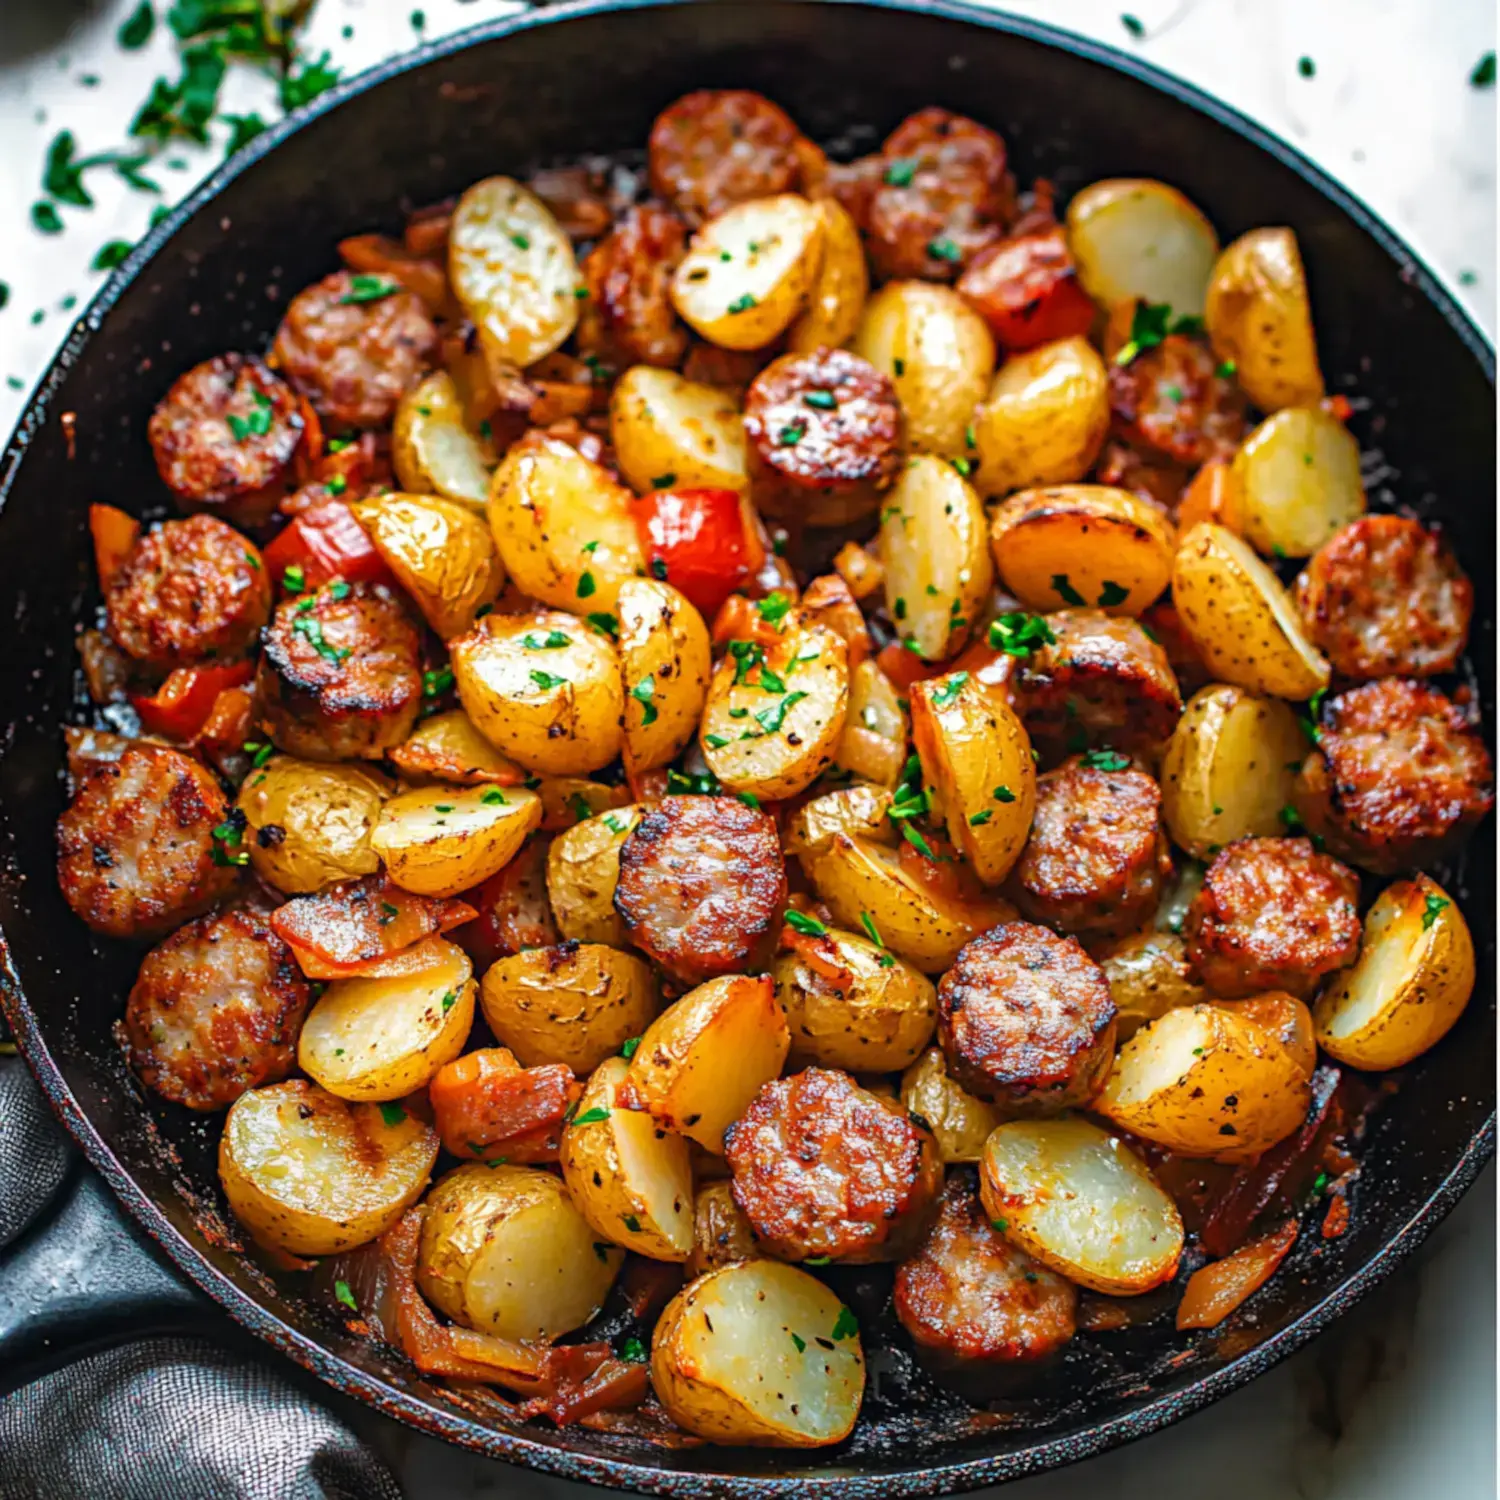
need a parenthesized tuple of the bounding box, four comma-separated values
(937, 922, 1116, 1112)
(1098, 929, 1208, 1041)
(894, 1170, 1077, 1364)
(687, 1180, 765, 1278)
(725, 1067, 943, 1263)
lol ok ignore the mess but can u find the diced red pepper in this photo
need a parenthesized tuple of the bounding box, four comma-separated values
(261, 499, 393, 591)
(710, 592, 789, 650)
(957, 225, 1097, 351)
(131, 661, 256, 740)
(89, 503, 140, 590)
(632, 487, 763, 619)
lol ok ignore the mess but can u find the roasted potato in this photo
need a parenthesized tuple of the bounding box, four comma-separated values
(1314, 874, 1476, 1071)
(879, 454, 993, 662)
(1098, 929, 1208, 1041)
(545, 804, 644, 945)
(651, 1260, 865, 1447)
(784, 784, 896, 865)
(626, 974, 790, 1152)
(392, 370, 497, 513)
(853, 281, 996, 458)
(219, 1079, 438, 1256)
(787, 197, 868, 354)
(388, 710, 526, 788)
(899, 1046, 1003, 1164)
(480, 942, 659, 1075)
(910, 670, 1036, 886)
(687, 1180, 764, 1277)
(1231, 406, 1366, 559)
(1205, 227, 1324, 412)
(979, 1117, 1184, 1295)
(487, 434, 644, 614)
(1171, 522, 1330, 700)
(1159, 684, 1308, 859)
(1220, 991, 1317, 1079)
(835, 659, 909, 787)
(989, 485, 1175, 617)
(670, 194, 825, 350)
(236, 757, 390, 895)
(608, 365, 750, 496)
(351, 492, 504, 640)
(449, 176, 582, 370)
(971, 336, 1110, 497)
(451, 610, 625, 775)
(371, 782, 542, 898)
(417, 1163, 622, 1339)
(618, 578, 712, 772)
(560, 1055, 695, 1261)
(534, 776, 631, 832)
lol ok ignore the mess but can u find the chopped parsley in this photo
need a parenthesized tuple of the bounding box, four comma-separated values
(926, 236, 962, 263)
(586, 611, 619, 638)
(423, 666, 454, 698)
(993, 785, 1015, 803)
(988, 611, 1057, 658)
(1097, 580, 1130, 608)
(884, 157, 918, 187)
(340, 274, 397, 305)
(621, 1036, 640, 1060)
(1473, 51, 1497, 88)
(621, 1334, 648, 1362)
(755, 690, 807, 735)
(93, 240, 134, 272)
(226, 389, 274, 442)
(1081, 749, 1130, 772)
(529, 669, 567, 690)
(333, 1280, 358, 1312)
(379, 1103, 406, 1127)
(440, 990, 457, 1013)
(830, 1306, 859, 1341)
(480, 787, 507, 805)
(282, 562, 306, 594)
(929, 671, 968, 709)
(1422, 893, 1450, 931)
(1216, 358, 1238, 379)
(119, 2, 155, 48)
(576, 570, 597, 599)
(1279, 803, 1305, 831)
(727, 293, 757, 314)
(802, 389, 837, 410)
(621, 1214, 642, 1233)
(859, 912, 884, 948)
(777, 421, 807, 446)
(991, 1217, 1009, 1233)
(790, 1332, 807, 1353)
(571, 1106, 610, 1126)
(523, 629, 571, 650)
(1121, 14, 1145, 39)
(650, 472, 677, 488)
(1113, 300, 1206, 366)
(509, 232, 530, 251)
(950, 455, 974, 478)
(1050, 573, 1087, 606)
(785, 910, 828, 938)
(969, 809, 993, 826)
(292, 613, 350, 664)
(242, 740, 274, 769)
(757, 591, 793, 628)
(631, 675, 659, 726)
(1297, 56, 1316, 78)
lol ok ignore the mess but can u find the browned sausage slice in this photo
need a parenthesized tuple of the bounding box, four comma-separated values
(56, 743, 237, 939)
(1108, 334, 1248, 468)
(1293, 515, 1474, 680)
(120, 903, 310, 1110)
(1185, 836, 1362, 998)
(104, 514, 271, 673)
(257, 581, 423, 761)
(452, 834, 558, 969)
(894, 1169, 1077, 1363)
(613, 795, 787, 987)
(725, 1067, 943, 1263)
(937, 922, 1116, 1111)
(577, 203, 690, 370)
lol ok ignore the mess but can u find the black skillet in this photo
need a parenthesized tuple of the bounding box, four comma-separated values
(0, 2, 1492, 1494)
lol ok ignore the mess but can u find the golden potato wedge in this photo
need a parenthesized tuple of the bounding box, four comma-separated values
(700, 617, 850, 800)
(545, 804, 644, 945)
(298, 937, 475, 1101)
(910, 670, 1036, 886)
(417, 1163, 622, 1339)
(351, 492, 503, 640)
(1205, 227, 1324, 412)
(1314, 874, 1476, 1071)
(989, 485, 1175, 617)
(1171, 522, 1330, 700)
(853, 280, 995, 458)
(1098, 928, 1208, 1042)
(451, 610, 625, 775)
(1232, 406, 1366, 559)
(237, 757, 390, 895)
(448, 175, 582, 370)
(1066, 178, 1219, 318)
(371, 782, 542, 899)
(626, 974, 789, 1152)
(487, 434, 644, 615)
(608, 365, 750, 497)
(618, 578, 712, 773)
(834, 659, 910, 787)
(392, 370, 497, 513)
(979, 1117, 1183, 1295)
(784, 784, 896, 866)
(219, 1079, 438, 1256)
(879, 454, 993, 662)
(1219, 991, 1317, 1079)
(388, 710, 526, 788)
(899, 1046, 1003, 1164)
(787, 196, 868, 354)
(651, 1260, 864, 1447)
(670, 194, 824, 350)
(1096, 1003, 1311, 1160)
(1160, 684, 1309, 859)
(687, 1180, 764, 1278)
(480, 942, 659, 1075)
(560, 1056, 695, 1261)
(534, 776, 631, 832)
(972, 336, 1110, 497)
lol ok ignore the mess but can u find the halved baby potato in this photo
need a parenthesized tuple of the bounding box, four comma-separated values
(787, 196, 868, 354)
(534, 776, 631, 831)
(545, 804, 644, 946)
(388, 710, 527, 788)
(1171, 522, 1330, 700)
(979, 1116, 1184, 1295)
(1219, 991, 1317, 1080)
(670, 194, 825, 350)
(783, 784, 896, 866)
(392, 370, 497, 513)
(1231, 406, 1366, 559)
(608, 365, 750, 496)
(298, 936, 475, 1101)
(1098, 928, 1208, 1042)
(651, 1260, 865, 1447)
(687, 1180, 764, 1278)
(219, 1078, 438, 1256)
(618, 578, 712, 773)
(899, 1046, 1003, 1164)
(989, 485, 1175, 617)
(371, 782, 542, 898)
(834, 659, 910, 788)
(560, 1055, 695, 1261)
(1314, 874, 1476, 1071)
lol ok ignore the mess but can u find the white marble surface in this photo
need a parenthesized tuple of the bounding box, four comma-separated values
(0, 2, 1493, 1497)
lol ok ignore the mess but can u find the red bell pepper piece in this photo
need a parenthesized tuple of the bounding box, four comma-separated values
(957, 225, 1097, 351)
(132, 661, 255, 740)
(261, 500, 392, 591)
(89, 503, 140, 590)
(631, 487, 763, 619)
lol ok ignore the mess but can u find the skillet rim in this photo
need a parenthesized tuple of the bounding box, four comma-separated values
(0, 1, 1493, 1493)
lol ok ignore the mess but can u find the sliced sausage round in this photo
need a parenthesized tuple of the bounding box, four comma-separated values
(1107, 334, 1248, 468)
(1293, 514, 1474, 680)
(1092, 437, 1188, 516)
(257, 581, 423, 761)
(56, 743, 237, 939)
(148, 354, 305, 523)
(1010, 755, 1170, 941)
(577, 203, 690, 370)
(725, 1067, 943, 1263)
(120, 903, 310, 1111)
(613, 795, 787, 987)
(894, 1169, 1077, 1364)
(936, 922, 1117, 1111)
(956, 225, 1095, 352)
(1293, 678, 1494, 874)
(271, 270, 439, 431)
(1185, 836, 1362, 998)
(104, 514, 272, 673)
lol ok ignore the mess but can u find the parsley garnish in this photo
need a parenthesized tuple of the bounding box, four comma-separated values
(785, 910, 828, 937)
(755, 690, 807, 735)
(523, 629, 571, 650)
(727, 293, 757, 314)
(802, 389, 837, 410)
(969, 810, 992, 826)
(1473, 51, 1497, 88)
(1097, 580, 1130, 608)
(830, 1306, 859, 1341)
(571, 1106, 610, 1126)
(1051, 573, 1087, 606)
(334, 1280, 358, 1312)
(927, 236, 962, 263)
(480, 788, 507, 805)
(621, 1214, 642, 1233)
(777, 421, 807, 446)
(621, 1036, 640, 1060)
(576, 570, 597, 599)
(1121, 14, 1145, 38)
(119, 2, 155, 48)
(1422, 893, 1450, 931)
(993, 785, 1015, 803)
(884, 157, 918, 187)
(631, 675, 659, 726)
(757, 592, 793, 628)
(1081, 749, 1130, 772)
(621, 1335, 648, 1362)
(379, 1103, 406, 1127)
(529, 669, 567, 690)
(930, 672, 968, 709)
(1113, 300, 1205, 365)
(423, 666, 453, 698)
(650, 472, 677, 488)
(292, 613, 350, 664)
(988, 611, 1057, 658)
(340, 273, 397, 305)
(440, 990, 457, 1013)
(790, 1331, 807, 1353)
(586, 611, 619, 638)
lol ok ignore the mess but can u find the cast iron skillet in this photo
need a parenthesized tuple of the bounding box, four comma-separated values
(0, 2, 1492, 1493)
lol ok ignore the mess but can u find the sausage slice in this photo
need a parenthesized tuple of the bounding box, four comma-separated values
(1108, 333, 1248, 468)
(956, 225, 1095, 352)
(577, 203, 690, 370)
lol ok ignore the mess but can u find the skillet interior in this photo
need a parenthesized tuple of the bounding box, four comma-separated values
(0, 2, 1492, 1493)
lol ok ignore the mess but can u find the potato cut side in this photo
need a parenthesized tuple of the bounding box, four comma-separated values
(900, 1047, 1002, 1164)
(546, 805, 644, 946)
(388, 709, 527, 788)
(618, 578, 713, 773)
(784, 784, 896, 865)
(392, 371, 497, 513)
(609, 365, 750, 496)
(787, 197, 869, 354)
(371, 783, 542, 898)
(1232, 406, 1366, 559)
